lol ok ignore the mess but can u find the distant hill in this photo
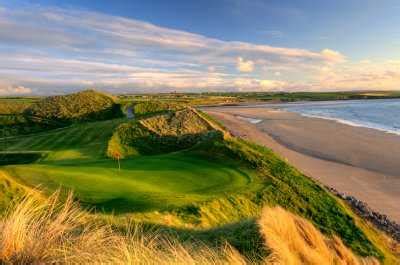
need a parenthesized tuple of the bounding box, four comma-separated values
(24, 90, 123, 125)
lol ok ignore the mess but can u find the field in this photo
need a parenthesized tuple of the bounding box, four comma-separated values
(119, 90, 400, 106)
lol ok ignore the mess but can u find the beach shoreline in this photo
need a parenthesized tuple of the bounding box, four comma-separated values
(204, 105, 400, 223)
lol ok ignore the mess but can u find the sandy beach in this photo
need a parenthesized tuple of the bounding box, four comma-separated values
(205, 106, 400, 223)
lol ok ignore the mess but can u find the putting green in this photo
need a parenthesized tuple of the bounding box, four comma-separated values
(3, 152, 253, 213)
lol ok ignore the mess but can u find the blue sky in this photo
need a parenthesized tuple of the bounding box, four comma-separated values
(0, 0, 399, 95)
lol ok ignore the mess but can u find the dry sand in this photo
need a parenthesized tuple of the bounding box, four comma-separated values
(205, 106, 400, 223)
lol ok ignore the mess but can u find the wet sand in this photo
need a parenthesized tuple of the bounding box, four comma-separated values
(205, 106, 400, 223)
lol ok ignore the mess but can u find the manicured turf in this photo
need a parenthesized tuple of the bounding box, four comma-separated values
(0, 119, 124, 161)
(3, 153, 252, 212)
(0, 119, 254, 213)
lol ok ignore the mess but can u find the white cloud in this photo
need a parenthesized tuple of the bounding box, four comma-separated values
(234, 78, 287, 91)
(236, 57, 255, 72)
(321, 49, 346, 64)
(260, 79, 286, 89)
(207, 66, 216, 72)
(313, 60, 400, 90)
(0, 84, 32, 95)
(0, 4, 394, 94)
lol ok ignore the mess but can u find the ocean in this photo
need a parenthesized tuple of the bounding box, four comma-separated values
(267, 99, 400, 135)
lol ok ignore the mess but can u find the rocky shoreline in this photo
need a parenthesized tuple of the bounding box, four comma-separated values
(327, 186, 400, 242)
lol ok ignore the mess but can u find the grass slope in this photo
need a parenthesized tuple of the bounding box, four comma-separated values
(0, 118, 124, 161)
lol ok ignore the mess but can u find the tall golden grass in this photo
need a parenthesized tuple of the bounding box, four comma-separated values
(0, 192, 380, 264)
(259, 207, 380, 265)
(0, 192, 246, 264)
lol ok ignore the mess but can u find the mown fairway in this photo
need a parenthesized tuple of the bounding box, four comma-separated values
(1, 119, 124, 161)
(0, 118, 254, 213)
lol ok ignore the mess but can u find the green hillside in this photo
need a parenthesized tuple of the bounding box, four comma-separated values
(0, 100, 397, 262)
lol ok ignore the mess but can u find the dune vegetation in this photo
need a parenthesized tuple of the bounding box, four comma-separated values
(0, 98, 35, 115)
(0, 191, 381, 265)
(0, 91, 399, 264)
(23, 90, 123, 126)
(107, 108, 221, 157)
(131, 100, 186, 117)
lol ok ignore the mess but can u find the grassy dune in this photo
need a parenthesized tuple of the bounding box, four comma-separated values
(0, 192, 379, 264)
(24, 90, 122, 125)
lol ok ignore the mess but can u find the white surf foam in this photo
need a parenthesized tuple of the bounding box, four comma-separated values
(236, 116, 263, 124)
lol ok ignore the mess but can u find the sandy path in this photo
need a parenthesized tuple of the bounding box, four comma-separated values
(205, 107, 400, 223)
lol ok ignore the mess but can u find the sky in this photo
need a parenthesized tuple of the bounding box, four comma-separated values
(0, 0, 399, 95)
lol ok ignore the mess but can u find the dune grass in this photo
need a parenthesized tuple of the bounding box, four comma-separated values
(0, 192, 381, 265)
(259, 207, 380, 265)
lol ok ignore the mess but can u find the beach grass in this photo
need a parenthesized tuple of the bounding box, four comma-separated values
(0, 192, 380, 264)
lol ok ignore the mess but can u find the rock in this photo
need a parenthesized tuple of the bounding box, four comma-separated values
(325, 185, 400, 242)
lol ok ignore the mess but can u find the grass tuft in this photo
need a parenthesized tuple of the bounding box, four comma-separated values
(259, 206, 380, 265)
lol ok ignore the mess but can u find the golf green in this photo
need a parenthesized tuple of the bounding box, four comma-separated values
(3, 152, 253, 213)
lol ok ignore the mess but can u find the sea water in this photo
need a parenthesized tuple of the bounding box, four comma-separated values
(267, 99, 400, 135)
